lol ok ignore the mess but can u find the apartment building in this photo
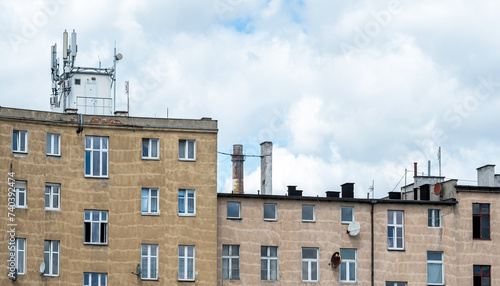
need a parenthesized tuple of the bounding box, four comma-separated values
(217, 165, 499, 285)
(1, 107, 218, 285)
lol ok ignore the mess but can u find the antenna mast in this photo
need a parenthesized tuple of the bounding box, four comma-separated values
(438, 147, 442, 176)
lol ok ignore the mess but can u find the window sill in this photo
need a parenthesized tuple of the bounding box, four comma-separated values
(141, 278, 159, 281)
(179, 214, 196, 217)
(473, 238, 491, 241)
(46, 154, 61, 157)
(179, 158, 196, 162)
(302, 220, 316, 223)
(341, 221, 353, 225)
(227, 217, 242, 220)
(12, 152, 28, 157)
(142, 212, 160, 216)
(84, 175, 109, 179)
(84, 242, 109, 246)
(428, 227, 442, 229)
(388, 248, 405, 251)
(142, 157, 160, 160)
(43, 274, 59, 277)
(178, 279, 195, 282)
(45, 208, 61, 212)
(264, 219, 277, 222)
(15, 206, 28, 209)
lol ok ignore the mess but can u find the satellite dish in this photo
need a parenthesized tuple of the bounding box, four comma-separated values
(331, 252, 341, 268)
(131, 263, 141, 276)
(39, 262, 45, 275)
(434, 183, 441, 195)
(347, 221, 361, 236)
(9, 268, 17, 281)
(115, 53, 123, 61)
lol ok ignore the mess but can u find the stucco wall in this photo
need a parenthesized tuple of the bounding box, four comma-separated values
(0, 109, 218, 285)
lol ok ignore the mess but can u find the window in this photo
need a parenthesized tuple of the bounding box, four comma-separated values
(302, 205, 315, 222)
(14, 180, 27, 208)
(474, 265, 491, 286)
(84, 136, 108, 177)
(178, 189, 195, 216)
(302, 248, 319, 282)
(141, 188, 158, 214)
(341, 206, 354, 223)
(428, 209, 441, 228)
(261, 246, 278, 280)
(12, 130, 28, 153)
(222, 245, 240, 280)
(473, 203, 490, 239)
(227, 202, 241, 219)
(75, 79, 81, 85)
(84, 273, 107, 286)
(340, 248, 357, 282)
(45, 184, 60, 210)
(84, 210, 108, 244)
(386, 283, 407, 286)
(427, 251, 444, 285)
(264, 203, 277, 221)
(44, 240, 59, 276)
(142, 138, 159, 159)
(388, 210, 404, 250)
(46, 133, 60, 156)
(179, 139, 196, 160)
(178, 245, 195, 281)
(141, 244, 158, 280)
(15, 238, 26, 275)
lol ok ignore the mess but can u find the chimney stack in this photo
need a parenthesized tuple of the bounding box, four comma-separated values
(414, 162, 417, 177)
(260, 142, 273, 195)
(477, 165, 495, 187)
(232, 144, 245, 194)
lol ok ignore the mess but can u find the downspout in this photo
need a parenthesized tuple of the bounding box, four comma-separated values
(371, 200, 376, 286)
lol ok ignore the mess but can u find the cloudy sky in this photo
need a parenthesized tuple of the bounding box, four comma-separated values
(1, 0, 500, 198)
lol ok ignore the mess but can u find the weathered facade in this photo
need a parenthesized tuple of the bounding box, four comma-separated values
(1, 107, 218, 285)
(217, 168, 500, 285)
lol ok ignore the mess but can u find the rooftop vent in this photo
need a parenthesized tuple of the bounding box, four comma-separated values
(326, 191, 340, 198)
(287, 185, 302, 197)
(341, 183, 354, 198)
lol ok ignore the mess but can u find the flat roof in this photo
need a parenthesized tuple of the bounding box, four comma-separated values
(0, 106, 218, 131)
(217, 193, 458, 205)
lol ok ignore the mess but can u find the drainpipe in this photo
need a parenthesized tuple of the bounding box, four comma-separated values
(371, 200, 376, 286)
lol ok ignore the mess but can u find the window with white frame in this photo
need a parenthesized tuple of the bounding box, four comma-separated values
(341, 206, 354, 223)
(261, 246, 278, 280)
(141, 188, 159, 214)
(428, 209, 441, 228)
(302, 205, 315, 222)
(178, 189, 195, 216)
(44, 240, 59, 276)
(340, 248, 357, 282)
(142, 138, 159, 159)
(227, 202, 241, 219)
(141, 244, 158, 280)
(264, 203, 277, 221)
(14, 180, 27, 208)
(178, 245, 195, 281)
(427, 251, 444, 285)
(12, 130, 28, 153)
(84, 273, 107, 286)
(45, 184, 60, 210)
(84, 210, 108, 244)
(179, 139, 196, 160)
(302, 247, 319, 282)
(386, 282, 407, 286)
(84, 136, 108, 177)
(222, 245, 240, 280)
(46, 133, 60, 156)
(388, 210, 404, 250)
(15, 238, 26, 275)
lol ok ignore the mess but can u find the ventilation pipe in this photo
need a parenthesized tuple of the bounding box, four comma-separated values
(232, 144, 245, 194)
(414, 162, 417, 177)
(260, 141, 273, 195)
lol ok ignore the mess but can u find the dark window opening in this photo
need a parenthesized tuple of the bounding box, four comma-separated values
(473, 203, 490, 239)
